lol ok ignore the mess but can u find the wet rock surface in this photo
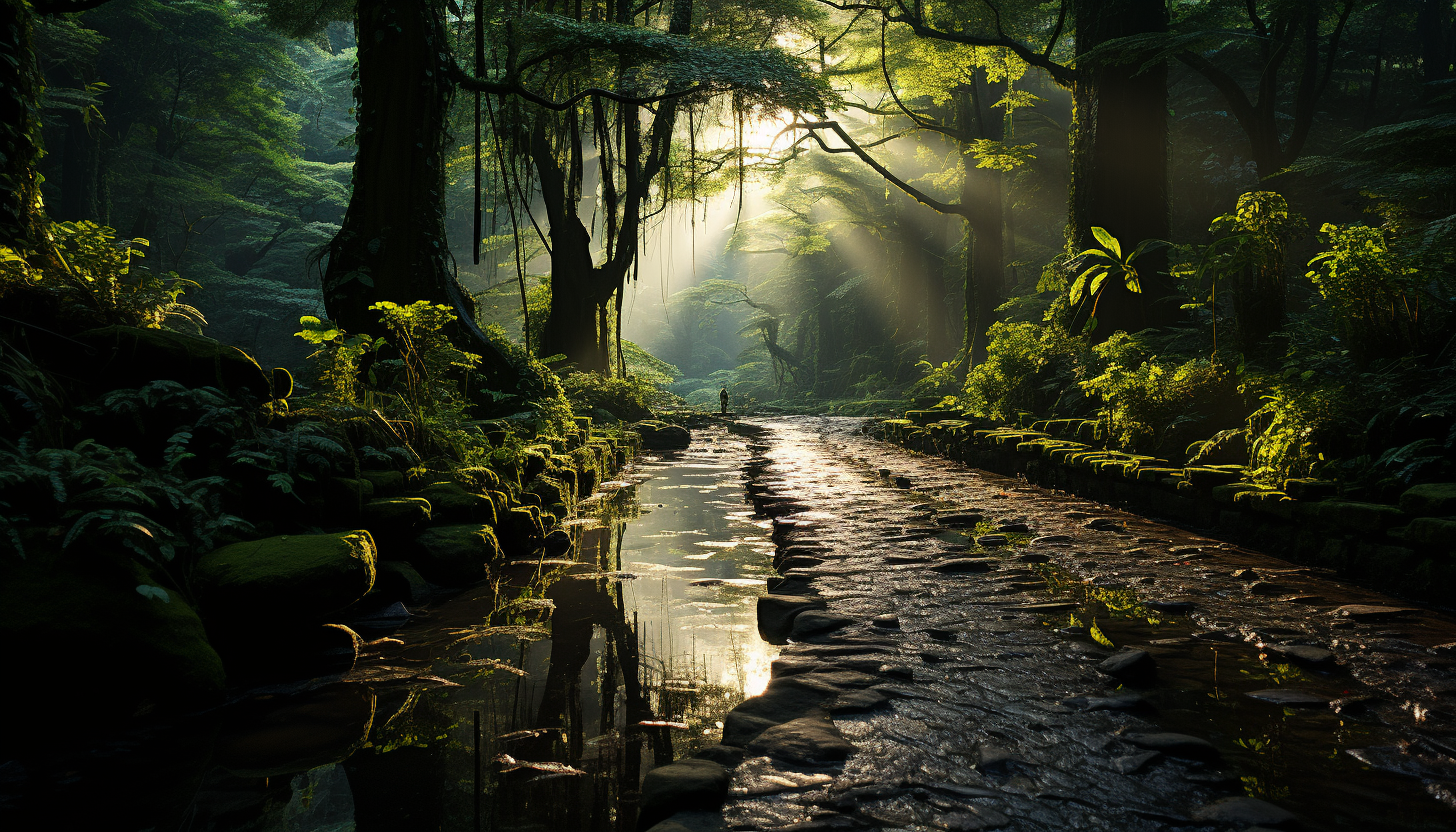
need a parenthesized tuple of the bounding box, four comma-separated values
(722, 417, 1456, 832)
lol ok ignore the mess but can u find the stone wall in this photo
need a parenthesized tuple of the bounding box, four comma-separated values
(872, 413, 1456, 606)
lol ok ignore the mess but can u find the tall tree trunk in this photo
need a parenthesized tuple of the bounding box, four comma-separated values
(1420, 0, 1454, 91)
(324, 0, 509, 376)
(1069, 0, 1173, 339)
(957, 80, 1005, 366)
(57, 109, 100, 222)
(0, 0, 45, 250)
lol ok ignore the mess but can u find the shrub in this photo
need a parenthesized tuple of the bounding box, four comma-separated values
(1080, 333, 1232, 454)
(962, 322, 1086, 420)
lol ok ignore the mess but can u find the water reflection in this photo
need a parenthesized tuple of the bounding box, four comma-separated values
(0, 427, 777, 832)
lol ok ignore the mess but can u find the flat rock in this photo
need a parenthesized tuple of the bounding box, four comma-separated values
(1124, 732, 1220, 760)
(1244, 689, 1330, 707)
(976, 534, 1010, 547)
(871, 614, 900, 629)
(1016, 552, 1051, 563)
(937, 513, 986, 527)
(1062, 691, 1146, 711)
(644, 811, 729, 832)
(779, 555, 826, 571)
(1097, 649, 1156, 680)
(1112, 750, 1161, 774)
(885, 554, 930, 564)
(931, 558, 998, 574)
(1334, 604, 1420, 621)
(827, 688, 889, 713)
(997, 522, 1031, 533)
(1190, 796, 1297, 827)
(638, 759, 731, 830)
(1146, 599, 1195, 614)
(1031, 535, 1073, 546)
(758, 595, 827, 644)
(789, 612, 856, 640)
(1015, 602, 1080, 613)
(1267, 644, 1335, 665)
(746, 716, 856, 765)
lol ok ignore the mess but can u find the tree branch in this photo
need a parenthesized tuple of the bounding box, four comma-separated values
(791, 120, 967, 217)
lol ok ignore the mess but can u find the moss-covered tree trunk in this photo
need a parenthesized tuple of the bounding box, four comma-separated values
(1069, 0, 1174, 339)
(324, 0, 509, 377)
(957, 80, 1005, 367)
(0, 0, 45, 251)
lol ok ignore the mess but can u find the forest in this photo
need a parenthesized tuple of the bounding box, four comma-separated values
(3, 0, 1456, 830)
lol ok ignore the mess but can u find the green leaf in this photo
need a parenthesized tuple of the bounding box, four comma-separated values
(1090, 272, 1108, 297)
(1127, 238, 1170, 261)
(136, 584, 171, 603)
(1091, 227, 1121, 259)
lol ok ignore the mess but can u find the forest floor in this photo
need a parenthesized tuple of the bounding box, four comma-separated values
(720, 416, 1456, 832)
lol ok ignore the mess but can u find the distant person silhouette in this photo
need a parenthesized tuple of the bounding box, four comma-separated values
(719, 387, 729, 415)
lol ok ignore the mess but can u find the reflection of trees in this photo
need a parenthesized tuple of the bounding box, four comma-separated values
(510, 518, 666, 831)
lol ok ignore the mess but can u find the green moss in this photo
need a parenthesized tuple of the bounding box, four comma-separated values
(360, 470, 405, 497)
(1399, 483, 1456, 517)
(407, 524, 503, 585)
(364, 497, 432, 532)
(195, 530, 378, 623)
(1398, 516, 1456, 550)
(419, 481, 496, 524)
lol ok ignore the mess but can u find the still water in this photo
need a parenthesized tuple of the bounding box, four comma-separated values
(0, 426, 775, 832)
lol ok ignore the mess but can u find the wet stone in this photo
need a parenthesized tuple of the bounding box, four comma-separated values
(780, 555, 827, 571)
(930, 558, 998, 574)
(1031, 535, 1073, 546)
(893, 476, 913, 489)
(828, 688, 889, 713)
(1097, 649, 1156, 680)
(1062, 691, 1147, 711)
(746, 716, 856, 765)
(878, 664, 915, 680)
(1245, 689, 1331, 707)
(638, 759, 732, 830)
(1246, 581, 1290, 596)
(1335, 604, 1421, 621)
(1016, 552, 1051, 563)
(1190, 796, 1298, 828)
(1124, 733, 1220, 760)
(643, 811, 730, 832)
(937, 513, 987, 528)
(758, 595, 827, 644)
(975, 745, 1029, 776)
(933, 807, 1011, 830)
(997, 522, 1030, 533)
(1146, 599, 1195, 614)
(885, 554, 930, 564)
(871, 614, 901, 629)
(790, 612, 857, 640)
(1112, 751, 1161, 774)
(1084, 518, 1126, 532)
(975, 534, 1010, 547)
(1015, 601, 1080, 613)
(1267, 643, 1336, 665)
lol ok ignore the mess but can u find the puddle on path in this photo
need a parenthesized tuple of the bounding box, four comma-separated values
(0, 426, 778, 832)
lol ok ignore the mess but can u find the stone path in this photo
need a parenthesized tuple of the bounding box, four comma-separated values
(654, 417, 1456, 832)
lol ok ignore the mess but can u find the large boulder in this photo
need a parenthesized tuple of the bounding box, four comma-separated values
(74, 325, 274, 399)
(637, 759, 731, 831)
(194, 531, 378, 626)
(0, 551, 225, 732)
(419, 482, 497, 525)
(407, 524, 503, 585)
(497, 506, 545, 552)
(632, 420, 691, 450)
(215, 683, 376, 778)
(1400, 483, 1456, 517)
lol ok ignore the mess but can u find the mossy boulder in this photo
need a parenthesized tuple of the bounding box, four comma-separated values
(498, 506, 545, 552)
(1399, 483, 1456, 518)
(75, 325, 274, 399)
(1211, 483, 1262, 504)
(360, 470, 405, 497)
(194, 531, 378, 625)
(1298, 500, 1405, 534)
(1235, 489, 1294, 519)
(525, 476, 571, 510)
(215, 683, 376, 778)
(419, 481, 496, 525)
(1284, 478, 1338, 500)
(633, 419, 692, 450)
(363, 497, 433, 534)
(407, 524, 503, 585)
(372, 561, 431, 606)
(0, 552, 225, 728)
(213, 623, 363, 684)
(1184, 466, 1246, 488)
(1398, 516, 1456, 550)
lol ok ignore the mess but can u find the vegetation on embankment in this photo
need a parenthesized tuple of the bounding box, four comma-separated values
(0, 234, 687, 736)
